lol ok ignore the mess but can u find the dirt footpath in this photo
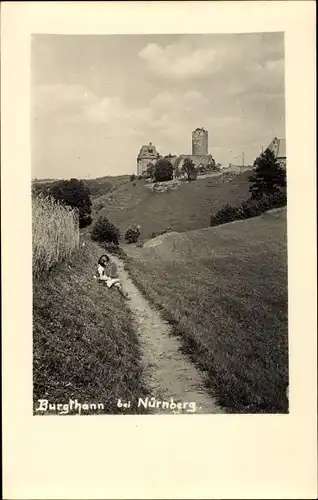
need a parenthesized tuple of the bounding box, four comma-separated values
(112, 255, 223, 415)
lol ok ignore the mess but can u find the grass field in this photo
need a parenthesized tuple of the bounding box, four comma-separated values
(82, 174, 131, 197)
(33, 239, 148, 414)
(125, 208, 288, 413)
(93, 170, 252, 241)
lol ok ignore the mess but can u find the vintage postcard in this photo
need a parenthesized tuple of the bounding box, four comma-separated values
(31, 31, 288, 417)
(2, 1, 317, 499)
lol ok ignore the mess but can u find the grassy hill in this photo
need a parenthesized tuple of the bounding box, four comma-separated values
(33, 239, 148, 414)
(83, 174, 130, 197)
(124, 208, 288, 413)
(93, 170, 252, 240)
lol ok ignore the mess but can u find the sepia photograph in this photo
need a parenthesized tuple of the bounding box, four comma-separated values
(3, 1, 317, 498)
(32, 32, 288, 416)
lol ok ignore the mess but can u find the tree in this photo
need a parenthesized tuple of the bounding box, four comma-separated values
(181, 157, 197, 181)
(130, 174, 136, 181)
(50, 178, 92, 228)
(125, 224, 141, 244)
(248, 148, 286, 199)
(91, 217, 120, 245)
(153, 158, 174, 182)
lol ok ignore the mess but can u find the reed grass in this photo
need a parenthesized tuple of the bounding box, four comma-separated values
(32, 194, 80, 278)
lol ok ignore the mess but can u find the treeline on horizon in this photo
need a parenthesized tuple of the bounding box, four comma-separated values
(32, 174, 131, 198)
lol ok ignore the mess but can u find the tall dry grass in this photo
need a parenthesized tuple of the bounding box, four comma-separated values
(32, 194, 80, 278)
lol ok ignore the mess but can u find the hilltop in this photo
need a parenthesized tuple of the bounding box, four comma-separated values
(93, 169, 253, 240)
(125, 208, 288, 413)
(83, 174, 130, 197)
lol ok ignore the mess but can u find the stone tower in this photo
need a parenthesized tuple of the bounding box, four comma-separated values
(192, 127, 208, 155)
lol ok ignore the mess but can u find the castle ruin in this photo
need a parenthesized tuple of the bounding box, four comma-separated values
(136, 127, 215, 176)
(174, 127, 215, 172)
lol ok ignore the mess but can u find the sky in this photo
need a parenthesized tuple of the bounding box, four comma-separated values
(31, 33, 285, 179)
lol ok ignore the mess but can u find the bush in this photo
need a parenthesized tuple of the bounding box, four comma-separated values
(153, 158, 173, 182)
(210, 191, 287, 227)
(249, 148, 286, 199)
(125, 224, 141, 244)
(239, 197, 270, 219)
(240, 192, 287, 218)
(210, 203, 241, 227)
(50, 178, 92, 228)
(32, 194, 80, 278)
(130, 174, 136, 181)
(91, 217, 120, 245)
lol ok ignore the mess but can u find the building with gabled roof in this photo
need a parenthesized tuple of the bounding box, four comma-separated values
(137, 142, 161, 176)
(267, 137, 286, 167)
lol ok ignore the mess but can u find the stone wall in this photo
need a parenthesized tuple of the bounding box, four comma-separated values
(137, 158, 157, 176)
(137, 156, 179, 176)
(176, 154, 214, 170)
(164, 155, 178, 167)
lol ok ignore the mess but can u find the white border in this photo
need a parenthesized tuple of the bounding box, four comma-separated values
(2, 2, 317, 499)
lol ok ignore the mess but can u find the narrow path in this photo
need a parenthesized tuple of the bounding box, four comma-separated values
(111, 255, 223, 414)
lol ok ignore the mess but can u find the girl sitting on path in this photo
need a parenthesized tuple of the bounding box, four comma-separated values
(94, 254, 130, 300)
